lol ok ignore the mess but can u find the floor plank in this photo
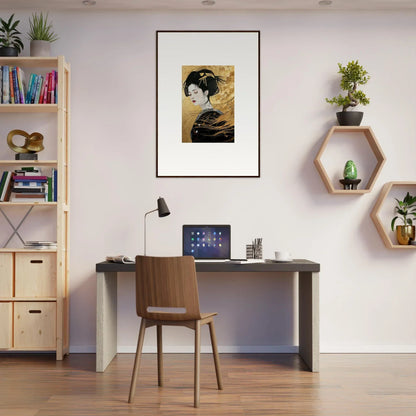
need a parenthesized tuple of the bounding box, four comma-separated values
(0, 353, 415, 415)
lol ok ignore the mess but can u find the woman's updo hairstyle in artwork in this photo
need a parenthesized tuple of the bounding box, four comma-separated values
(183, 69, 225, 97)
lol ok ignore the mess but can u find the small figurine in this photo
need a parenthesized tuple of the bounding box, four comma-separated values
(339, 160, 361, 190)
(7, 129, 44, 160)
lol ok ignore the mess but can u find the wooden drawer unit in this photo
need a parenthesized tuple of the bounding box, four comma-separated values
(15, 253, 56, 298)
(14, 302, 56, 349)
(0, 253, 13, 297)
(0, 302, 12, 349)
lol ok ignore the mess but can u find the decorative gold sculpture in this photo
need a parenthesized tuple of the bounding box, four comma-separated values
(7, 129, 44, 154)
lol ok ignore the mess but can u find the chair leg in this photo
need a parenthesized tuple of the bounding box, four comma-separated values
(157, 325, 163, 387)
(194, 320, 201, 408)
(128, 318, 146, 403)
(208, 320, 223, 390)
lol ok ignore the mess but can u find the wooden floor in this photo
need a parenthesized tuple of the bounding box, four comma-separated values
(0, 353, 415, 416)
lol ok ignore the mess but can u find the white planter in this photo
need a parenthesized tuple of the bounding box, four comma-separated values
(30, 40, 51, 57)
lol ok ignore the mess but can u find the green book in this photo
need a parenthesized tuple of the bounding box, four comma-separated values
(0, 171, 8, 197)
(47, 176, 52, 202)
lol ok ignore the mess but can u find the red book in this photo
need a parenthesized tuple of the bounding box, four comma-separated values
(13, 175, 48, 181)
(42, 73, 49, 104)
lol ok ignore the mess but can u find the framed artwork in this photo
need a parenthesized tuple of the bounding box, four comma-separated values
(156, 30, 260, 177)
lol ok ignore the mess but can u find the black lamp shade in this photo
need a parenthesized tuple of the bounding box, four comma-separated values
(157, 197, 170, 217)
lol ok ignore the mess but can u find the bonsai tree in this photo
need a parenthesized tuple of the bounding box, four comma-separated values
(27, 12, 59, 43)
(0, 14, 24, 53)
(391, 192, 416, 231)
(326, 60, 370, 111)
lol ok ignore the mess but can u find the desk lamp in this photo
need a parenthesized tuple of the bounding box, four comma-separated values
(144, 197, 170, 255)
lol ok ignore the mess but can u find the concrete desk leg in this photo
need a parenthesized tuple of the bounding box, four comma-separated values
(96, 271, 118, 372)
(298, 271, 319, 372)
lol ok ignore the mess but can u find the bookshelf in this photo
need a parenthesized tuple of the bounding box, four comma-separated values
(0, 56, 70, 359)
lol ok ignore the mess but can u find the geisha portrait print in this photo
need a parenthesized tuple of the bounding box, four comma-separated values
(182, 66, 234, 143)
(157, 31, 260, 177)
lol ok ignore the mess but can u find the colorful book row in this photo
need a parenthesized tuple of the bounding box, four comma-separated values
(0, 66, 58, 104)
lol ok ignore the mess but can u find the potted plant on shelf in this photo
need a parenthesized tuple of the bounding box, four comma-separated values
(27, 12, 59, 57)
(0, 14, 24, 56)
(391, 192, 416, 245)
(326, 60, 370, 126)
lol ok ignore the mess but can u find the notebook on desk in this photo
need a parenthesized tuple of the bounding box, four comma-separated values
(182, 224, 232, 261)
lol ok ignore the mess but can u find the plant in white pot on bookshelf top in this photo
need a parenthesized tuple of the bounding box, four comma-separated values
(326, 60, 370, 126)
(391, 192, 416, 245)
(27, 12, 59, 57)
(0, 14, 24, 56)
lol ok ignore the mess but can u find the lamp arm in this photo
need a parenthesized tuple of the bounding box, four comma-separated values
(144, 208, 158, 256)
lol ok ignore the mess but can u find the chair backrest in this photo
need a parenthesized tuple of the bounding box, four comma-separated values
(135, 255, 202, 321)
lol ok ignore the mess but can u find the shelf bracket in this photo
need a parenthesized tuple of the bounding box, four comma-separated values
(0, 206, 34, 247)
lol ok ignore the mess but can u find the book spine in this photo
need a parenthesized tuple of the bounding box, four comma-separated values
(25, 74, 35, 104)
(16, 67, 25, 104)
(50, 71, 56, 104)
(8, 67, 14, 104)
(0, 171, 7, 196)
(2, 66, 9, 104)
(12, 67, 20, 104)
(34, 75, 43, 104)
(42, 74, 49, 104)
(0, 66, 2, 103)
(3, 172, 14, 202)
(47, 72, 53, 104)
(53, 168, 58, 202)
(13, 175, 48, 181)
(0, 171, 12, 201)
(47, 176, 52, 202)
(53, 70, 58, 104)
(30, 75, 40, 104)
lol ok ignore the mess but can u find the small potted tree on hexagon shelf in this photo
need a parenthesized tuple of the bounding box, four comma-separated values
(326, 60, 370, 126)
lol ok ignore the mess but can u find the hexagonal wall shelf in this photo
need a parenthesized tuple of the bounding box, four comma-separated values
(314, 126, 386, 194)
(370, 181, 416, 250)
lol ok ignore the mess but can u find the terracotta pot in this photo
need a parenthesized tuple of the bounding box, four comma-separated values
(396, 225, 415, 245)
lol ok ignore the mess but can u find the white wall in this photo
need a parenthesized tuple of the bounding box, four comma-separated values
(2, 9, 416, 353)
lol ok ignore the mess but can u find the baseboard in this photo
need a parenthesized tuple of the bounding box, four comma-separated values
(321, 345, 416, 353)
(117, 345, 299, 354)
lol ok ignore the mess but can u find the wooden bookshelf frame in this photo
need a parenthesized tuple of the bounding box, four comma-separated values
(0, 56, 70, 359)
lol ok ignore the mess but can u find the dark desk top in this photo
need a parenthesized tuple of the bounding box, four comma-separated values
(96, 259, 320, 273)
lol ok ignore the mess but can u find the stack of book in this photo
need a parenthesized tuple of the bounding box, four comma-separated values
(24, 241, 57, 250)
(0, 66, 58, 104)
(3, 167, 58, 202)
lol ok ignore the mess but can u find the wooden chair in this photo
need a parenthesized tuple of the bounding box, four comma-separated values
(128, 255, 223, 408)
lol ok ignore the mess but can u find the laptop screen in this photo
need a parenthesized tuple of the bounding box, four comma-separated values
(182, 225, 231, 260)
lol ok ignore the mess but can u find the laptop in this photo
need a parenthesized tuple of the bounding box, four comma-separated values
(182, 225, 232, 261)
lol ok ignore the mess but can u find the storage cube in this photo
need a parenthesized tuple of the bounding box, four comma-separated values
(0, 253, 13, 297)
(14, 302, 56, 349)
(15, 253, 56, 297)
(0, 302, 12, 349)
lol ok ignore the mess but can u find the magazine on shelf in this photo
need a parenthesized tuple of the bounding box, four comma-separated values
(106, 255, 135, 264)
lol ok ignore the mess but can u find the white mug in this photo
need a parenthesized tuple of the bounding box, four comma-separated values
(274, 250, 291, 261)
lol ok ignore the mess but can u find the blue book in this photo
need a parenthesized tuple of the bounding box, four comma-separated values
(53, 168, 58, 202)
(2, 66, 9, 104)
(12, 67, 20, 104)
(25, 74, 36, 103)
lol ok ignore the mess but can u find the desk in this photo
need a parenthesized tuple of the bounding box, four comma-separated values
(96, 259, 320, 373)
